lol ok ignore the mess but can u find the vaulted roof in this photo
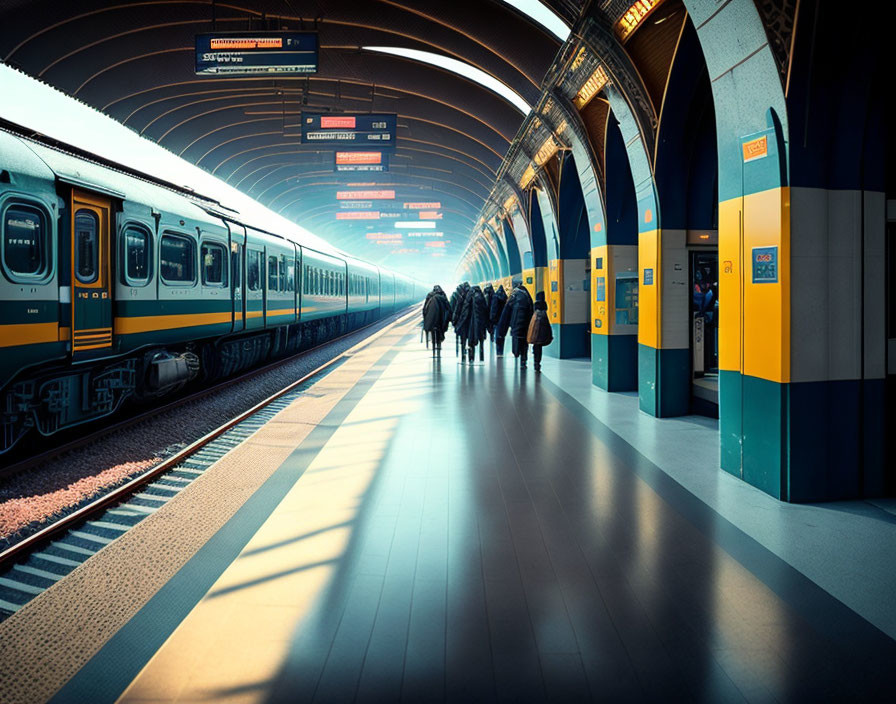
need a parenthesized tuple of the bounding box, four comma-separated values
(0, 0, 577, 272)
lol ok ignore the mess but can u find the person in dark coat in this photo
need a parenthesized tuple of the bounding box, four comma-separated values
(482, 283, 494, 322)
(449, 284, 464, 325)
(422, 285, 451, 357)
(497, 283, 534, 368)
(461, 285, 490, 363)
(450, 282, 470, 356)
(526, 291, 553, 372)
(489, 285, 508, 352)
(454, 285, 473, 360)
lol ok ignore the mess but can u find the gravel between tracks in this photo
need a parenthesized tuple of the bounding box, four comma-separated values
(0, 311, 415, 550)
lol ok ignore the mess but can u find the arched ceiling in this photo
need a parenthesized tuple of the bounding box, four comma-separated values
(0, 0, 578, 274)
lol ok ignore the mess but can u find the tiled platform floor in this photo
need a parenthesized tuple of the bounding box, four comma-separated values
(7, 317, 896, 703)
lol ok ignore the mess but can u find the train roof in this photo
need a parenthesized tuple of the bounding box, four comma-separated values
(0, 64, 342, 256)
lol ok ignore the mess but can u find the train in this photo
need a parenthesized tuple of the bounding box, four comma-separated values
(0, 126, 422, 455)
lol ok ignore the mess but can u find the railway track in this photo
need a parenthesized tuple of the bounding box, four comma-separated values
(0, 308, 420, 620)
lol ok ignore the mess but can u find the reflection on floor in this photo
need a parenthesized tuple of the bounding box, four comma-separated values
(97, 328, 896, 702)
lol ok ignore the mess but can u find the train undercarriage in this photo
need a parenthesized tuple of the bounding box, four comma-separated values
(0, 311, 379, 456)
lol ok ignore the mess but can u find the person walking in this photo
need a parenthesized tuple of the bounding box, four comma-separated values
(454, 284, 474, 362)
(464, 284, 490, 363)
(450, 282, 470, 356)
(483, 283, 494, 322)
(497, 282, 534, 369)
(422, 285, 451, 357)
(489, 285, 508, 354)
(527, 291, 553, 372)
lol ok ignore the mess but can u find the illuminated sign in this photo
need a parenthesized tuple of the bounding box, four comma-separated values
(302, 113, 397, 149)
(403, 202, 441, 210)
(395, 221, 436, 229)
(379, 212, 403, 219)
(336, 190, 395, 200)
(337, 212, 380, 220)
(366, 233, 402, 240)
(418, 211, 442, 220)
(615, 0, 663, 42)
(425, 241, 446, 248)
(336, 152, 382, 165)
(335, 151, 388, 172)
(338, 201, 373, 209)
(407, 232, 444, 238)
(574, 66, 609, 109)
(742, 135, 768, 162)
(195, 32, 318, 75)
(323, 116, 357, 129)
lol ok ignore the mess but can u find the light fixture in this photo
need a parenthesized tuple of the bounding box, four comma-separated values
(616, 0, 664, 43)
(573, 66, 609, 109)
(363, 46, 532, 115)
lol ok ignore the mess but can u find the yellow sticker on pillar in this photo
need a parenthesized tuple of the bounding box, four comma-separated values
(638, 230, 660, 349)
(548, 259, 563, 324)
(592, 246, 608, 334)
(742, 187, 790, 383)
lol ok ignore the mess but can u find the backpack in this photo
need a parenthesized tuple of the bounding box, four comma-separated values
(527, 309, 553, 345)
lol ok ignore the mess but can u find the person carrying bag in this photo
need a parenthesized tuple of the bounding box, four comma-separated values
(526, 291, 553, 373)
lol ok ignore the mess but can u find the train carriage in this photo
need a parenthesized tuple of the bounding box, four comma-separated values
(0, 126, 421, 454)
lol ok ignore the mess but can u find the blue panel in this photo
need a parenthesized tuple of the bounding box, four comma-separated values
(751, 246, 778, 283)
(592, 333, 637, 392)
(544, 323, 589, 359)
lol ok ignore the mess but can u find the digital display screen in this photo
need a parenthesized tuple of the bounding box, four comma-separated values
(336, 190, 395, 200)
(195, 32, 318, 76)
(302, 113, 397, 149)
(335, 151, 388, 172)
(337, 212, 381, 220)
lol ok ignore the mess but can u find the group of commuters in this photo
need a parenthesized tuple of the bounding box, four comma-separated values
(421, 280, 553, 372)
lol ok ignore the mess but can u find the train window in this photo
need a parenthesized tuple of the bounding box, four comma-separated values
(160, 233, 196, 284)
(2, 203, 48, 279)
(201, 242, 227, 286)
(281, 254, 294, 292)
(231, 243, 241, 290)
(247, 250, 261, 291)
(268, 255, 279, 292)
(123, 225, 151, 284)
(74, 210, 99, 284)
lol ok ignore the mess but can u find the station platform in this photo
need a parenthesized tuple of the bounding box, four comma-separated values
(1, 313, 896, 703)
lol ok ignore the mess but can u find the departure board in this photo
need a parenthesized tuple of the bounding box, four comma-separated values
(302, 113, 397, 149)
(335, 151, 389, 172)
(195, 32, 318, 75)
